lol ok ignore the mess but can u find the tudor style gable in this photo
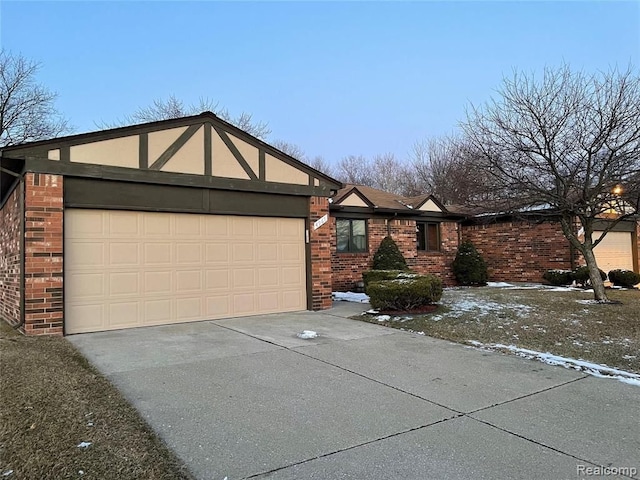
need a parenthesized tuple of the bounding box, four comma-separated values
(1, 112, 340, 199)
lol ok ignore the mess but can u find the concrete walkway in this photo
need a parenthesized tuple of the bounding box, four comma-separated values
(69, 302, 639, 480)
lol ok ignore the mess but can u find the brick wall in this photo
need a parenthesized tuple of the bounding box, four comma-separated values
(23, 173, 64, 335)
(461, 220, 572, 282)
(310, 197, 332, 310)
(331, 217, 460, 291)
(0, 185, 22, 327)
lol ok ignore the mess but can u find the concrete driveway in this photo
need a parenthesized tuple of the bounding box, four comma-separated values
(69, 302, 639, 480)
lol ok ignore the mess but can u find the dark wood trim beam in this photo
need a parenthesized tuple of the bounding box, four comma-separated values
(212, 125, 258, 180)
(139, 133, 148, 169)
(204, 122, 212, 176)
(60, 146, 70, 163)
(259, 150, 265, 181)
(23, 157, 334, 197)
(149, 124, 201, 171)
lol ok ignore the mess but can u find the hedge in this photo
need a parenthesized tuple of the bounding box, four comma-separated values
(367, 275, 443, 311)
(362, 270, 417, 293)
(608, 269, 640, 287)
(542, 269, 573, 286)
(572, 265, 606, 287)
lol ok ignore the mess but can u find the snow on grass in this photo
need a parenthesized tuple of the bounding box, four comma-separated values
(297, 330, 318, 339)
(467, 341, 640, 386)
(332, 292, 370, 303)
(77, 441, 92, 449)
(487, 282, 514, 287)
(441, 295, 533, 319)
(374, 315, 391, 322)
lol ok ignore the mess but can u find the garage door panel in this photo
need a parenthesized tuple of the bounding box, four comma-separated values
(205, 243, 229, 263)
(66, 303, 105, 333)
(176, 270, 203, 292)
(110, 243, 140, 266)
(67, 242, 105, 267)
(232, 243, 255, 262)
(68, 272, 105, 299)
(108, 212, 139, 236)
(66, 210, 105, 238)
(108, 302, 140, 328)
(233, 293, 256, 314)
(143, 214, 171, 236)
(144, 243, 172, 264)
(175, 243, 202, 263)
(144, 299, 173, 323)
(206, 295, 230, 316)
(144, 271, 172, 294)
(109, 272, 140, 296)
(65, 210, 306, 334)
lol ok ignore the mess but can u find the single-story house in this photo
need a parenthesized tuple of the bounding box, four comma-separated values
(0, 112, 341, 335)
(461, 212, 639, 283)
(329, 184, 465, 291)
(1, 114, 638, 336)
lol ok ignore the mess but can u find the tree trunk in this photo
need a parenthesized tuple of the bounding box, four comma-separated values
(582, 247, 609, 302)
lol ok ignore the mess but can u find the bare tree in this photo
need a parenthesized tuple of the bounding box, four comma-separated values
(370, 153, 414, 196)
(409, 137, 489, 205)
(100, 94, 271, 140)
(307, 155, 337, 178)
(0, 50, 70, 146)
(462, 64, 640, 302)
(271, 139, 306, 160)
(336, 155, 375, 186)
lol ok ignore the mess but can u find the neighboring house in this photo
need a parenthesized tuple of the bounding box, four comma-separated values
(0, 112, 341, 335)
(460, 212, 640, 283)
(329, 185, 464, 291)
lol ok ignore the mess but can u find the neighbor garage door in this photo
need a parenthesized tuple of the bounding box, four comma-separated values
(593, 231, 634, 274)
(65, 210, 306, 334)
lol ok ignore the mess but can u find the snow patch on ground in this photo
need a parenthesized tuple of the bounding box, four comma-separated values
(374, 315, 391, 322)
(576, 299, 602, 305)
(441, 295, 532, 319)
(77, 441, 92, 449)
(487, 282, 514, 287)
(332, 292, 370, 303)
(297, 330, 318, 339)
(467, 341, 640, 386)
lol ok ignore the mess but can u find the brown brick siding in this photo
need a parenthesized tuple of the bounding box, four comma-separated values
(23, 173, 64, 335)
(330, 217, 460, 291)
(0, 185, 22, 327)
(461, 220, 573, 283)
(310, 197, 332, 310)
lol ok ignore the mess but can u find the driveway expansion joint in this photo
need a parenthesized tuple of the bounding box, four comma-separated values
(464, 415, 638, 480)
(243, 415, 464, 480)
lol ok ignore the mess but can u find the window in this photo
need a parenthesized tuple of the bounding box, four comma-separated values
(336, 219, 367, 253)
(417, 222, 440, 252)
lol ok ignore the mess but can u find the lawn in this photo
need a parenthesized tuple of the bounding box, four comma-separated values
(356, 284, 640, 375)
(0, 322, 193, 480)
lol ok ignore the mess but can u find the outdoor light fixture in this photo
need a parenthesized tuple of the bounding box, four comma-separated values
(612, 185, 623, 195)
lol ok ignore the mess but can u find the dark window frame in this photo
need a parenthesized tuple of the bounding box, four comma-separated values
(336, 218, 368, 253)
(417, 222, 441, 252)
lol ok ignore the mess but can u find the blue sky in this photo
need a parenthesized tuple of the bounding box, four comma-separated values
(1, 1, 639, 164)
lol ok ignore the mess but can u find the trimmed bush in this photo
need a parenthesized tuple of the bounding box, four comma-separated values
(372, 236, 409, 271)
(542, 269, 573, 286)
(452, 241, 488, 286)
(362, 270, 416, 293)
(572, 265, 606, 287)
(608, 269, 640, 287)
(368, 275, 443, 311)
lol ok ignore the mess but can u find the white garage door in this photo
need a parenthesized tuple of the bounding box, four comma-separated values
(65, 210, 307, 334)
(593, 231, 634, 274)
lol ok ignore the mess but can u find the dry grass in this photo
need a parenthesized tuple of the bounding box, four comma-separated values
(358, 286, 640, 374)
(0, 322, 193, 480)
